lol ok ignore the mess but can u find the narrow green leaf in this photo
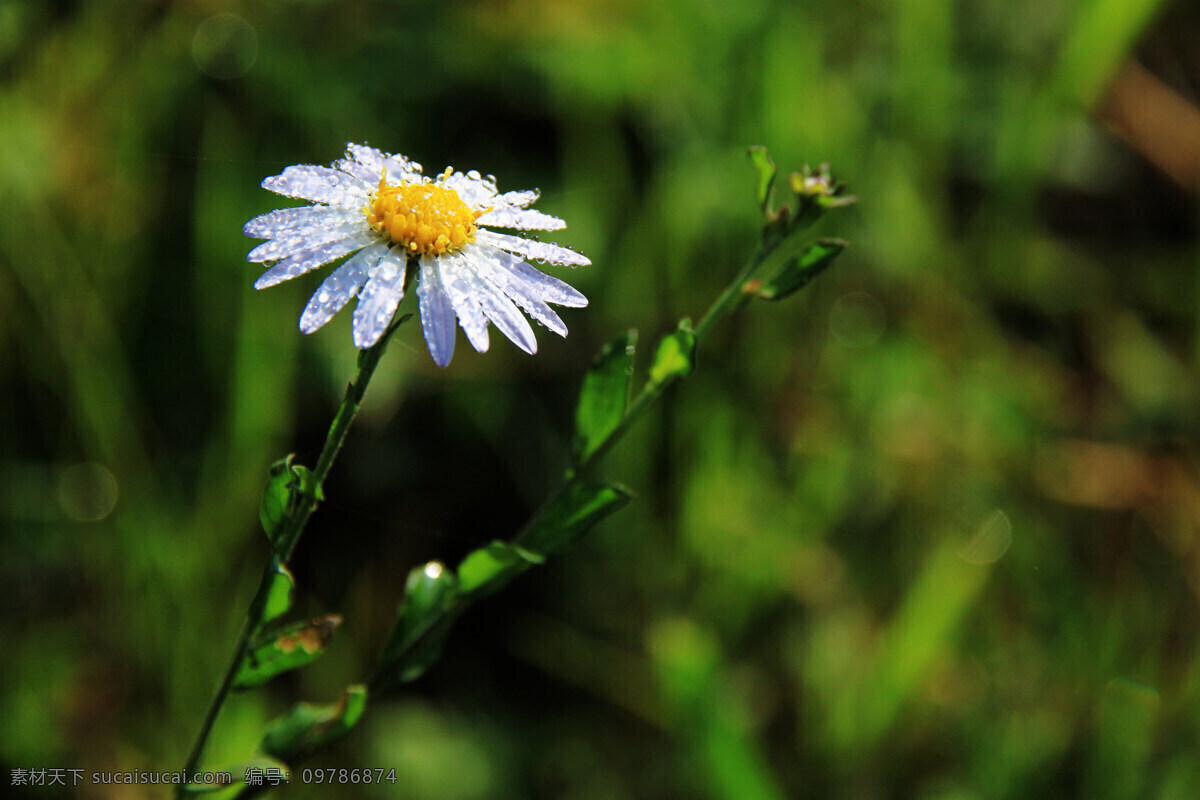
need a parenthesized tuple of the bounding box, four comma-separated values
(747, 146, 777, 212)
(648, 319, 697, 385)
(376, 562, 460, 688)
(755, 239, 846, 301)
(458, 541, 546, 599)
(233, 615, 342, 690)
(573, 330, 637, 464)
(519, 480, 633, 555)
(260, 685, 368, 761)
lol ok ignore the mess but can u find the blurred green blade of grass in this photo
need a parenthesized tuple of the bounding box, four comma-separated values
(1086, 678, 1160, 800)
(1054, 0, 1171, 107)
(650, 618, 787, 800)
(830, 541, 992, 751)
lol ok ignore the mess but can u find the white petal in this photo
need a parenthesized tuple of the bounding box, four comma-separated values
(253, 231, 375, 289)
(508, 261, 589, 308)
(494, 284, 566, 337)
(351, 250, 407, 348)
(299, 242, 388, 333)
(475, 229, 591, 267)
(345, 143, 387, 164)
(471, 243, 588, 308)
(418, 255, 457, 367)
(334, 158, 382, 186)
(439, 169, 498, 208)
(521, 299, 567, 336)
(476, 207, 566, 231)
(469, 269, 537, 355)
(262, 164, 369, 206)
(438, 253, 490, 353)
(493, 282, 569, 337)
(463, 247, 568, 337)
(345, 144, 423, 179)
(244, 205, 349, 239)
(495, 189, 539, 208)
(247, 218, 366, 263)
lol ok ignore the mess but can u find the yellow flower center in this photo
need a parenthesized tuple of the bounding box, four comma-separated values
(365, 173, 481, 256)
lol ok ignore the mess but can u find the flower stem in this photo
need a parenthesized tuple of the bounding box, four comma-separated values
(570, 231, 791, 480)
(375, 233, 796, 687)
(178, 321, 400, 795)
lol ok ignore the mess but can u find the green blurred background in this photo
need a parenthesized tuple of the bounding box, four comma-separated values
(4, 0, 1200, 797)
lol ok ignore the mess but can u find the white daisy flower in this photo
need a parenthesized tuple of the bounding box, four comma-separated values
(244, 143, 590, 367)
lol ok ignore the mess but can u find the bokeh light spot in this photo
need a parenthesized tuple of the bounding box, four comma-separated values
(192, 13, 257, 79)
(57, 462, 118, 522)
(830, 291, 885, 348)
(957, 509, 1011, 565)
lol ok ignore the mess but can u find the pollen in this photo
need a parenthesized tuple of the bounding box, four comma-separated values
(365, 173, 481, 256)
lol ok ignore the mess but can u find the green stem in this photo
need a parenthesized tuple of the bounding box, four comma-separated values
(571, 229, 797, 480)
(375, 232, 796, 687)
(178, 321, 400, 795)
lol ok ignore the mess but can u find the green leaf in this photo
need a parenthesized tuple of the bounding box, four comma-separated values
(259, 456, 296, 545)
(255, 559, 295, 627)
(260, 685, 368, 761)
(458, 541, 546, 599)
(748, 146, 777, 213)
(573, 330, 637, 464)
(648, 319, 697, 385)
(518, 480, 633, 555)
(376, 562, 460, 688)
(755, 239, 846, 301)
(234, 615, 342, 690)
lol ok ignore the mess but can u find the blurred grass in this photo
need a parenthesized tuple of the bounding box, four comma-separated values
(3, 0, 1200, 798)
